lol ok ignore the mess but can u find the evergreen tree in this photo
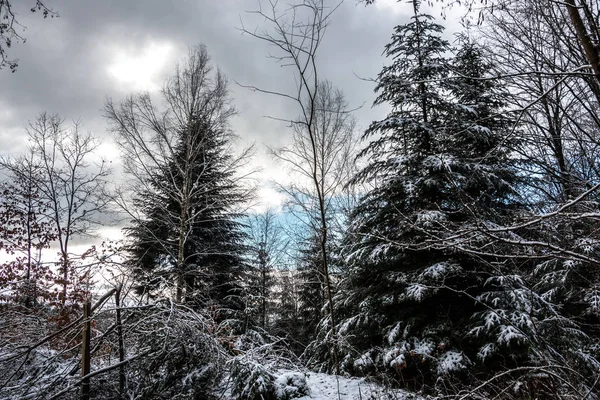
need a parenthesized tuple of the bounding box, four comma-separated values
(270, 232, 327, 355)
(244, 209, 286, 331)
(271, 270, 303, 353)
(450, 40, 600, 397)
(296, 233, 326, 346)
(333, 15, 523, 389)
(107, 46, 249, 319)
(127, 116, 248, 313)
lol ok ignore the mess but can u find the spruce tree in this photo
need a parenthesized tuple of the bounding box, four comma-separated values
(271, 270, 303, 353)
(449, 41, 600, 397)
(244, 209, 287, 331)
(127, 115, 248, 314)
(107, 46, 249, 319)
(297, 234, 326, 345)
(334, 15, 522, 388)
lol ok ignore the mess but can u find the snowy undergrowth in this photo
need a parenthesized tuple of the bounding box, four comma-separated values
(225, 329, 415, 400)
(226, 368, 428, 400)
(278, 370, 427, 400)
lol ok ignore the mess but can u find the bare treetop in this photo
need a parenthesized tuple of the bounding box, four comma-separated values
(0, 1, 57, 71)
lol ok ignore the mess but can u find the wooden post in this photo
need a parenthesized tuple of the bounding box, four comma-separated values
(81, 299, 91, 400)
(115, 285, 125, 396)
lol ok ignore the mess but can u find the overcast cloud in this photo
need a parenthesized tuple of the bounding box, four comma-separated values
(0, 0, 463, 245)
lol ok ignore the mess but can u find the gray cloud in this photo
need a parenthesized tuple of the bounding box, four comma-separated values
(0, 1, 413, 151)
(0, 0, 463, 207)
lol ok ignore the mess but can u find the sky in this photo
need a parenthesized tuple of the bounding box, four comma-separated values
(0, 0, 464, 248)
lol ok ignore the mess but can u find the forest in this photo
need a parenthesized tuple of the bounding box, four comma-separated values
(1, 0, 600, 399)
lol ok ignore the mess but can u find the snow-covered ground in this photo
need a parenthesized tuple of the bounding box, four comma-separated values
(282, 370, 424, 400)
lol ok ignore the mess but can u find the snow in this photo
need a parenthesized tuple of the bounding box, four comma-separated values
(376, 116, 405, 129)
(339, 314, 362, 335)
(385, 322, 403, 345)
(477, 343, 497, 361)
(497, 325, 526, 345)
(423, 154, 456, 171)
(415, 210, 447, 227)
(275, 372, 309, 399)
(585, 288, 600, 315)
(390, 353, 406, 369)
(436, 351, 467, 375)
(456, 104, 478, 116)
(368, 243, 392, 262)
(389, 155, 409, 166)
(484, 274, 525, 287)
(509, 311, 534, 330)
(279, 370, 424, 400)
(413, 338, 436, 356)
(576, 237, 600, 253)
(484, 311, 501, 330)
(470, 125, 492, 135)
(419, 262, 460, 281)
(222, 367, 427, 399)
(353, 353, 375, 373)
(562, 259, 580, 269)
(405, 283, 428, 301)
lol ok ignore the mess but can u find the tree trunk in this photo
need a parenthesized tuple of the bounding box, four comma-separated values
(565, 0, 600, 104)
(176, 199, 188, 303)
(115, 285, 125, 397)
(81, 299, 91, 400)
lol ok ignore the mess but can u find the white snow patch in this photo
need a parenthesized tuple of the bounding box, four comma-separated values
(405, 284, 428, 301)
(275, 372, 310, 399)
(413, 338, 436, 356)
(385, 322, 403, 345)
(471, 125, 492, 135)
(437, 351, 467, 375)
(282, 370, 424, 400)
(484, 311, 501, 330)
(585, 288, 600, 315)
(390, 353, 407, 369)
(353, 353, 375, 372)
(497, 325, 527, 345)
(576, 237, 600, 253)
(419, 262, 460, 280)
(415, 210, 447, 227)
(562, 259, 580, 269)
(477, 343, 496, 361)
(456, 104, 478, 116)
(423, 153, 456, 171)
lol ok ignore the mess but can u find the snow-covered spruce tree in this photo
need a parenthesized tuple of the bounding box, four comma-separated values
(330, 14, 525, 389)
(105, 45, 250, 321)
(244, 208, 288, 332)
(494, 186, 600, 397)
(271, 230, 333, 356)
(159, 118, 247, 312)
(444, 39, 600, 398)
(271, 269, 303, 353)
(296, 233, 325, 347)
(127, 117, 248, 318)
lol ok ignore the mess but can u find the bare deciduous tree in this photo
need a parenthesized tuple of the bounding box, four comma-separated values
(241, 0, 351, 373)
(0, 151, 56, 306)
(478, 1, 600, 205)
(2, 113, 111, 309)
(273, 80, 359, 237)
(365, 0, 600, 98)
(28, 114, 110, 307)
